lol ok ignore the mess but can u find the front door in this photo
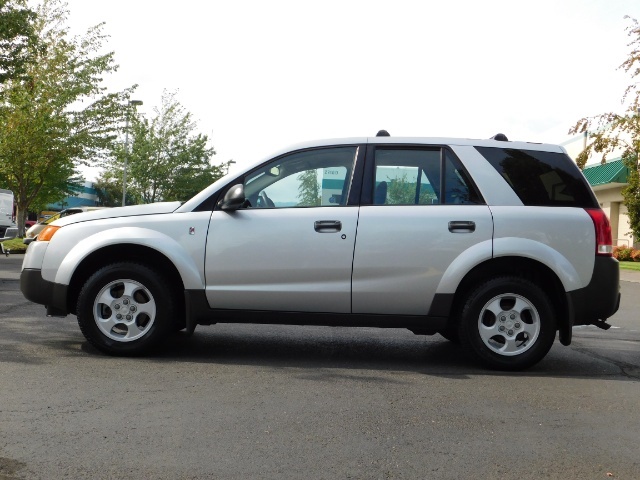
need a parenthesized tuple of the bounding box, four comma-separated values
(205, 146, 361, 313)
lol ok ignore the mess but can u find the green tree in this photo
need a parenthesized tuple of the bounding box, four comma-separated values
(385, 172, 436, 205)
(104, 90, 225, 204)
(0, 0, 38, 85)
(93, 171, 140, 207)
(0, 0, 133, 234)
(386, 174, 415, 204)
(569, 17, 640, 240)
(297, 169, 321, 206)
(625, 160, 640, 240)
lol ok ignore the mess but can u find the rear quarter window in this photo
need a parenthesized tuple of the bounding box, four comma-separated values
(475, 147, 598, 208)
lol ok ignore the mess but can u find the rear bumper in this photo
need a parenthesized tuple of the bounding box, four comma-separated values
(20, 268, 69, 316)
(569, 256, 620, 325)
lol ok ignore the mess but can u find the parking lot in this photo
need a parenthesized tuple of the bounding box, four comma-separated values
(1, 254, 640, 479)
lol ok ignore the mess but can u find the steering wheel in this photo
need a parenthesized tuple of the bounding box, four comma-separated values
(258, 191, 275, 208)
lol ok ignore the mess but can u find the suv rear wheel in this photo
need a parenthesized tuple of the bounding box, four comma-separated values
(76, 262, 175, 355)
(458, 277, 556, 370)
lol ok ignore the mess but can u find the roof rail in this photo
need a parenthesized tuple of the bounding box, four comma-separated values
(491, 133, 509, 141)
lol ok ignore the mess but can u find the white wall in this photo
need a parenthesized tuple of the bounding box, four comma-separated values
(594, 185, 635, 247)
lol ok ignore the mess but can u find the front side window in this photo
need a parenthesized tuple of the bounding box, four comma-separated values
(243, 147, 357, 208)
(373, 148, 482, 205)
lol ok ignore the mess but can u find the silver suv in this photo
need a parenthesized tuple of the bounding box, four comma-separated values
(20, 134, 620, 370)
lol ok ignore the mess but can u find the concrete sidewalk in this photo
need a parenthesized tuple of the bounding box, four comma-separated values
(2, 253, 640, 282)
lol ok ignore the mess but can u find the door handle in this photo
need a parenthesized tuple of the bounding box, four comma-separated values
(314, 220, 342, 233)
(448, 221, 475, 233)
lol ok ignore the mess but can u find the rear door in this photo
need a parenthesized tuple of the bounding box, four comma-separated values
(351, 146, 493, 315)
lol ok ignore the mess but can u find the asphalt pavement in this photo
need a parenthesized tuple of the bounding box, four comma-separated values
(2, 251, 640, 479)
(0, 253, 22, 280)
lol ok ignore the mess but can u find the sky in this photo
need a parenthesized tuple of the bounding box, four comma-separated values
(58, 0, 639, 179)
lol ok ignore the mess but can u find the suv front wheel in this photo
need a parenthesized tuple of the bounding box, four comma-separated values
(458, 277, 557, 370)
(76, 262, 175, 355)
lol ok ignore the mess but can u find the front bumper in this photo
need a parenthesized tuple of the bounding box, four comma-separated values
(20, 268, 69, 316)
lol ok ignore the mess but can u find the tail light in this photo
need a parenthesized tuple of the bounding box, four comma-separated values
(585, 208, 613, 256)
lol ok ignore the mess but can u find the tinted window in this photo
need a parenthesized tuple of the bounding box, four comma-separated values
(373, 148, 483, 205)
(443, 150, 483, 205)
(476, 147, 598, 207)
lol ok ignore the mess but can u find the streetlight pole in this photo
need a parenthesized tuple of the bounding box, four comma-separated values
(122, 99, 143, 206)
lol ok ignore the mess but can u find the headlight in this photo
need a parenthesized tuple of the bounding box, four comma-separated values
(38, 225, 60, 242)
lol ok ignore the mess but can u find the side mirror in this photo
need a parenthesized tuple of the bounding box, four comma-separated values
(220, 184, 246, 211)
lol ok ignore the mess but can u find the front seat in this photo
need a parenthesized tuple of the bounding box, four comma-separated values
(374, 181, 387, 205)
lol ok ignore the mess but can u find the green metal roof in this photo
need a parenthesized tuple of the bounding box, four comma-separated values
(582, 158, 628, 187)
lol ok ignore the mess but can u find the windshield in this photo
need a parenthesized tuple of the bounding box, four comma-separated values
(41, 209, 85, 225)
(43, 212, 62, 225)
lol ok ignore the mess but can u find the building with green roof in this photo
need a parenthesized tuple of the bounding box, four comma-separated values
(582, 159, 634, 248)
(562, 132, 636, 248)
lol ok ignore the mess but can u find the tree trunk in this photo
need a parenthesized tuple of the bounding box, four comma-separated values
(15, 202, 27, 237)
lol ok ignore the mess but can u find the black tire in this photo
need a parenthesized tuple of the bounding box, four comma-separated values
(457, 276, 556, 371)
(76, 262, 177, 356)
(439, 326, 460, 344)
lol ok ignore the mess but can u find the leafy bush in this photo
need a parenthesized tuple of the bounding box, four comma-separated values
(613, 246, 638, 262)
(613, 246, 638, 261)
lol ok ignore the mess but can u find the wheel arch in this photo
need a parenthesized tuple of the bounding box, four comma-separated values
(450, 256, 571, 344)
(67, 244, 186, 316)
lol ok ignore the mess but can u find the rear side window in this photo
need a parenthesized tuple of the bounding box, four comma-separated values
(475, 147, 598, 207)
(373, 148, 483, 205)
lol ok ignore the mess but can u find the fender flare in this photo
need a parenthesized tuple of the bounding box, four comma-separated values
(492, 237, 581, 291)
(435, 240, 493, 295)
(53, 227, 204, 289)
(436, 237, 582, 295)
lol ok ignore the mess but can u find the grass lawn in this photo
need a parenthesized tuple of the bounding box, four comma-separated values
(0, 237, 27, 253)
(619, 261, 640, 271)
